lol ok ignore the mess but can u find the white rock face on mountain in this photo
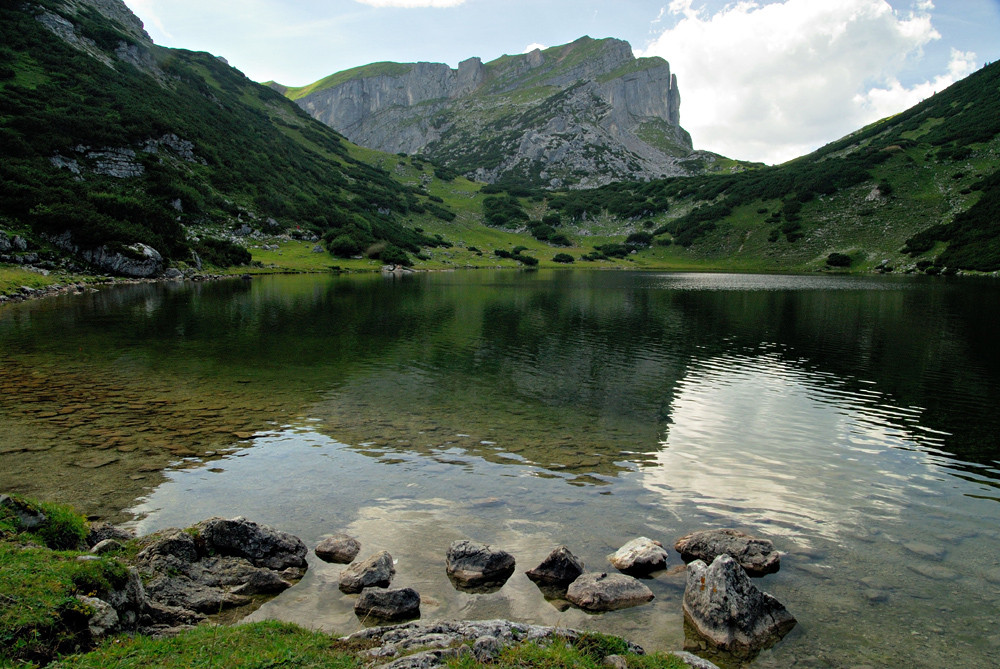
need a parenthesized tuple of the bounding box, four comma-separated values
(283, 37, 715, 188)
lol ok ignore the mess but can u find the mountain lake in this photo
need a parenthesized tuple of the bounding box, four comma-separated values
(1, 269, 998, 667)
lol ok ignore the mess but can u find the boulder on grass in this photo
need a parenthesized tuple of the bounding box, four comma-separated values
(525, 546, 585, 586)
(674, 529, 779, 576)
(607, 537, 669, 575)
(565, 572, 654, 612)
(340, 551, 395, 594)
(682, 555, 796, 658)
(446, 540, 515, 590)
(355, 587, 420, 622)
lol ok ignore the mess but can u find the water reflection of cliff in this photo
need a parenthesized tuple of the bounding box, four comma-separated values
(3, 271, 998, 501)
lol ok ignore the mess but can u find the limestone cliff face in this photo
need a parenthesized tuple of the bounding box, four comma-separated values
(282, 37, 710, 188)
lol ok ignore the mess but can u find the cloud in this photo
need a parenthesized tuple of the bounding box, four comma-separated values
(124, 0, 173, 38)
(353, 0, 466, 7)
(522, 43, 547, 53)
(640, 0, 974, 164)
(855, 48, 976, 117)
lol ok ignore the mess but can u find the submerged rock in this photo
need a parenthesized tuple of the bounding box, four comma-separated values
(445, 540, 515, 590)
(674, 529, 780, 576)
(315, 534, 361, 564)
(607, 537, 669, 575)
(565, 572, 654, 612)
(340, 551, 395, 593)
(525, 545, 585, 586)
(355, 586, 421, 622)
(682, 555, 796, 658)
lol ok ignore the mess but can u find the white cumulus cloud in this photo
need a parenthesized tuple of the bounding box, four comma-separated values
(354, 0, 466, 7)
(522, 42, 547, 53)
(640, 0, 975, 164)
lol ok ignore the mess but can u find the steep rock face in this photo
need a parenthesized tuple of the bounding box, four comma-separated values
(283, 37, 708, 188)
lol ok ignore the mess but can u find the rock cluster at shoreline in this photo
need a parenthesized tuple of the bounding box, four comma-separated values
(309, 526, 792, 666)
(11, 497, 790, 668)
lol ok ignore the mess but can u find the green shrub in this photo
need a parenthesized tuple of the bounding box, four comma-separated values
(552, 253, 574, 263)
(379, 244, 412, 266)
(194, 238, 251, 267)
(328, 234, 363, 258)
(0, 496, 88, 550)
(826, 252, 852, 267)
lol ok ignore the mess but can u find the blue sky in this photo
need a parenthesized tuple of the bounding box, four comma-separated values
(122, 1, 1000, 164)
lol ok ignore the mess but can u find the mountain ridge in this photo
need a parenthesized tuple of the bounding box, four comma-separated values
(274, 37, 737, 189)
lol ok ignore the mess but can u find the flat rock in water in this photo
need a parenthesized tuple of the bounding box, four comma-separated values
(682, 555, 796, 658)
(340, 550, 395, 593)
(525, 545, 585, 586)
(315, 534, 361, 563)
(907, 563, 959, 581)
(446, 539, 515, 590)
(607, 536, 669, 575)
(355, 586, 420, 622)
(565, 572, 654, 612)
(674, 528, 780, 576)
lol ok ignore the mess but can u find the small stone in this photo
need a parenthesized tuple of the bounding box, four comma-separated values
(340, 551, 395, 594)
(91, 539, 124, 555)
(603, 655, 628, 669)
(355, 587, 420, 622)
(566, 572, 654, 612)
(315, 534, 361, 564)
(607, 537, 669, 575)
(525, 545, 585, 586)
(446, 539, 516, 590)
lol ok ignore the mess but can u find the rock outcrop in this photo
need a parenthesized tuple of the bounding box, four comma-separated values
(346, 620, 647, 669)
(345, 620, 719, 669)
(674, 529, 780, 576)
(682, 555, 796, 658)
(133, 517, 307, 630)
(280, 37, 717, 188)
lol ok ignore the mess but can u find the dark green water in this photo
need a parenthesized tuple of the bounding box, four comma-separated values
(1, 270, 999, 667)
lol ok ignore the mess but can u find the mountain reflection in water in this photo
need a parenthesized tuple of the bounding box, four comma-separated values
(2, 270, 999, 667)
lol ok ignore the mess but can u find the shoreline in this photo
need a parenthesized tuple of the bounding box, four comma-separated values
(4, 259, 990, 308)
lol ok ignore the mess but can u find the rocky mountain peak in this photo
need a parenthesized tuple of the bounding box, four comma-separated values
(281, 36, 706, 188)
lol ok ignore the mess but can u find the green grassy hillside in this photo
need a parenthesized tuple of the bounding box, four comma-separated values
(0, 0, 456, 275)
(484, 60, 1000, 274)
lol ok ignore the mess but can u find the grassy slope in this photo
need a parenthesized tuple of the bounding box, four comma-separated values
(498, 60, 1000, 274)
(0, 0, 457, 280)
